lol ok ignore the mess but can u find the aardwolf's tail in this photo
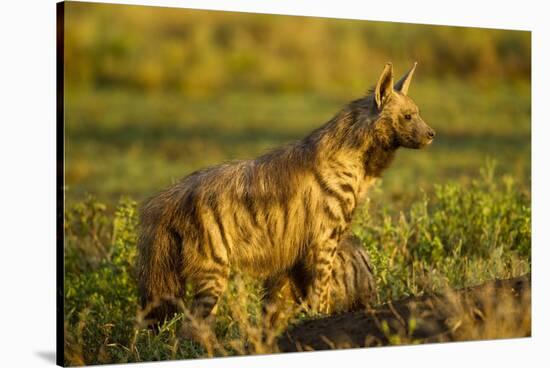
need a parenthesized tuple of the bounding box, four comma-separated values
(137, 202, 184, 326)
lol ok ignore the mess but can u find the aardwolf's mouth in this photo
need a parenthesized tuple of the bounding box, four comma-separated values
(417, 138, 433, 149)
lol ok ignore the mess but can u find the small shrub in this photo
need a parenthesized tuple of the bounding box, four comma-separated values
(353, 161, 531, 302)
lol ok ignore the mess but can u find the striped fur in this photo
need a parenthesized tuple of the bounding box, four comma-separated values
(137, 62, 434, 323)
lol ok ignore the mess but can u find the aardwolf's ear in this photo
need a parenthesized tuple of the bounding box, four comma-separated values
(394, 62, 417, 96)
(374, 62, 394, 109)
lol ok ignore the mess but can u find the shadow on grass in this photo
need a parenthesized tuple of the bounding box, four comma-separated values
(69, 121, 306, 149)
(69, 121, 530, 154)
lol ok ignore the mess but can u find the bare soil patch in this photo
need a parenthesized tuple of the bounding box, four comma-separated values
(278, 274, 531, 352)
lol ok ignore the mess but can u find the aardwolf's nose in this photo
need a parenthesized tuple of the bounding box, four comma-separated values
(427, 129, 436, 139)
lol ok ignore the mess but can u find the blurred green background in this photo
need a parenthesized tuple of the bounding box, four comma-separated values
(63, 2, 531, 207)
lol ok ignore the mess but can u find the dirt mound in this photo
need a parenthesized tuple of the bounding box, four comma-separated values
(278, 274, 531, 352)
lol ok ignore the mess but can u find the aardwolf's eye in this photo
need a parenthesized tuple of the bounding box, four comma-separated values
(404, 114, 412, 120)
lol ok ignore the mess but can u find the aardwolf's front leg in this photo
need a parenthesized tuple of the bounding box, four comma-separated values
(308, 237, 339, 314)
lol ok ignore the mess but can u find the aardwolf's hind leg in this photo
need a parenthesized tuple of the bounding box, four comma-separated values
(190, 266, 230, 320)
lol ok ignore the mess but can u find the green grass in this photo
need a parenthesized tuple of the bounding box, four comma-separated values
(63, 164, 531, 365)
(354, 162, 530, 302)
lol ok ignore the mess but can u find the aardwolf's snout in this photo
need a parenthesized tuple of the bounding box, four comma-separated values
(427, 129, 436, 140)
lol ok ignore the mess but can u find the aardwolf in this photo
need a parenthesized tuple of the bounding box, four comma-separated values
(137, 62, 435, 324)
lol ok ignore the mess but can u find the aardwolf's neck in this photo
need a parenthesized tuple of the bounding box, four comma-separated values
(362, 140, 396, 178)
(307, 110, 397, 180)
